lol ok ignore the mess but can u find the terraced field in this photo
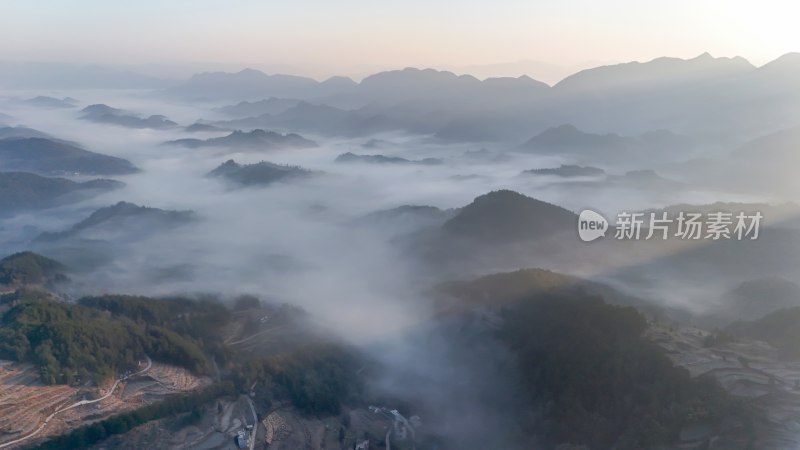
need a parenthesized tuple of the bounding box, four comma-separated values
(0, 359, 207, 449)
(650, 324, 800, 449)
(0, 361, 79, 446)
(147, 363, 207, 392)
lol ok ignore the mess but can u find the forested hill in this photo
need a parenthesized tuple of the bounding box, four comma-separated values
(497, 293, 739, 449)
(0, 251, 67, 289)
(433, 271, 748, 449)
(0, 291, 231, 385)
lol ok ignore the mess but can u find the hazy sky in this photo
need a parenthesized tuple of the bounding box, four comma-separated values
(1, 0, 798, 79)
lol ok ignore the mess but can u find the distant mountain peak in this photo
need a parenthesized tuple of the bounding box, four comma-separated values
(0, 171, 123, 214)
(238, 68, 264, 75)
(80, 104, 177, 129)
(442, 190, 576, 243)
(0, 251, 66, 289)
(207, 158, 317, 187)
(759, 52, 800, 71)
(520, 124, 690, 160)
(35, 201, 195, 243)
(555, 53, 755, 90)
(82, 103, 123, 115)
(164, 128, 317, 149)
(0, 136, 138, 175)
(321, 75, 357, 87)
(170, 69, 350, 101)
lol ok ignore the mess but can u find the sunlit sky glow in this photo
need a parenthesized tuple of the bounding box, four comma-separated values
(1, 0, 798, 80)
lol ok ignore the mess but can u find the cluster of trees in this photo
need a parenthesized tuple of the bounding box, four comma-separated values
(499, 293, 744, 449)
(0, 279, 368, 446)
(0, 291, 228, 384)
(80, 294, 234, 366)
(30, 381, 236, 450)
(0, 251, 66, 287)
(238, 344, 363, 416)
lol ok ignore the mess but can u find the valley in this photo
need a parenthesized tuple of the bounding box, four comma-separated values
(0, 20, 799, 448)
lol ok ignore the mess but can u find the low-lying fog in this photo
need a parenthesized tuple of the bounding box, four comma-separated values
(0, 89, 790, 327)
(3, 82, 800, 449)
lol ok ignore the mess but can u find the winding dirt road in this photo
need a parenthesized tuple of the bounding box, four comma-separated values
(0, 355, 152, 449)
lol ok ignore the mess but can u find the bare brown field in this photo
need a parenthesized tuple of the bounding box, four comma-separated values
(0, 359, 206, 449)
(0, 361, 79, 445)
(146, 363, 209, 392)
